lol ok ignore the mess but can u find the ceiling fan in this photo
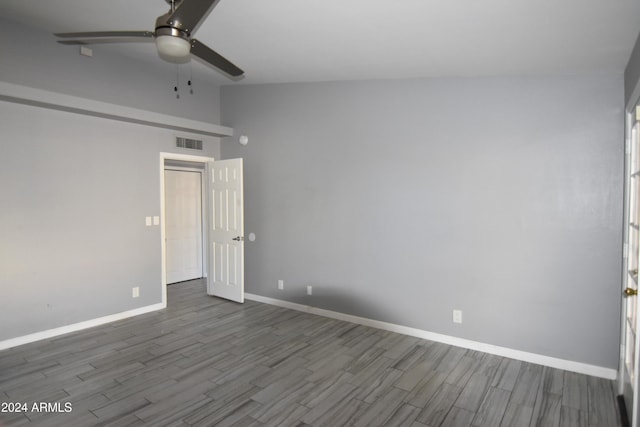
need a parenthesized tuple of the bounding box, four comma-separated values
(54, 0, 243, 78)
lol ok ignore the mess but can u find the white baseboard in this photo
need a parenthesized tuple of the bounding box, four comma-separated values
(245, 293, 617, 380)
(1, 294, 617, 381)
(0, 303, 166, 351)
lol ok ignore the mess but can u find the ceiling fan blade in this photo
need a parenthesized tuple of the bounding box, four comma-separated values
(166, 0, 220, 34)
(55, 31, 153, 45)
(190, 39, 244, 77)
(55, 31, 154, 39)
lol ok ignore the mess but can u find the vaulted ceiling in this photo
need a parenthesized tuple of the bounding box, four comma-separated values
(2, 0, 639, 85)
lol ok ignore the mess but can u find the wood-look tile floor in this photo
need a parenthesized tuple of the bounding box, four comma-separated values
(0, 280, 621, 426)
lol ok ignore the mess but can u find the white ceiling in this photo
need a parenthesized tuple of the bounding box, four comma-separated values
(2, 0, 640, 86)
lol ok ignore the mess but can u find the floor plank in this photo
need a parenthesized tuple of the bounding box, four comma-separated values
(0, 279, 623, 427)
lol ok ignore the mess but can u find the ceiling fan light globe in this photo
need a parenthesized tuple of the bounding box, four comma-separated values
(155, 35, 191, 61)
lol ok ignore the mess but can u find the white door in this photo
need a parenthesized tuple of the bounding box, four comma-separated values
(622, 106, 640, 425)
(165, 169, 203, 284)
(207, 158, 244, 303)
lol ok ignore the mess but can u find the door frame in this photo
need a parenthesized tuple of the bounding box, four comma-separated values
(159, 152, 214, 307)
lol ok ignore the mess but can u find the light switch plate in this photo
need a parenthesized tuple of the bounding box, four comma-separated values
(153, 216, 160, 226)
(145, 216, 152, 226)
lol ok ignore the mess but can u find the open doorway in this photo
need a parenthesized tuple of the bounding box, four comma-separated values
(160, 153, 214, 307)
(164, 162, 205, 284)
(160, 153, 246, 307)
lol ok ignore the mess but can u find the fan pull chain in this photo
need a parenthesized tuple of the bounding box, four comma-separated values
(174, 65, 180, 99)
(173, 64, 193, 99)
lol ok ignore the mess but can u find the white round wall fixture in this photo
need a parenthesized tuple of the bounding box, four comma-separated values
(248, 232, 256, 242)
(239, 135, 249, 146)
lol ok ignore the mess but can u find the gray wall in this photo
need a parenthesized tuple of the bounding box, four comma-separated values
(221, 75, 624, 369)
(0, 17, 222, 124)
(0, 18, 223, 342)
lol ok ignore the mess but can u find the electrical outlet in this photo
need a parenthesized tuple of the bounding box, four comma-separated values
(307, 285, 313, 295)
(278, 280, 284, 290)
(453, 309, 462, 324)
(132, 287, 140, 298)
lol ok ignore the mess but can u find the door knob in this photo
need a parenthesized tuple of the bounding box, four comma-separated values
(624, 288, 638, 297)
(232, 236, 244, 241)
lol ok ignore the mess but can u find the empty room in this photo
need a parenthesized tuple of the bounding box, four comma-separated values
(2, 0, 640, 426)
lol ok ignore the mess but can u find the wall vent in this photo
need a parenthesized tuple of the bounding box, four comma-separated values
(176, 137, 203, 150)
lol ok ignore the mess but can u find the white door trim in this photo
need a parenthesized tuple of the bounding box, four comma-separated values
(160, 152, 214, 308)
(619, 109, 634, 395)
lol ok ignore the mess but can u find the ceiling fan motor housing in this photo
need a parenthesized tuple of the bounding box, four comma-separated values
(154, 8, 192, 62)
(155, 25, 190, 41)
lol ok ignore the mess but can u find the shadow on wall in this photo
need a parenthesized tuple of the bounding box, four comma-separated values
(266, 285, 418, 331)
